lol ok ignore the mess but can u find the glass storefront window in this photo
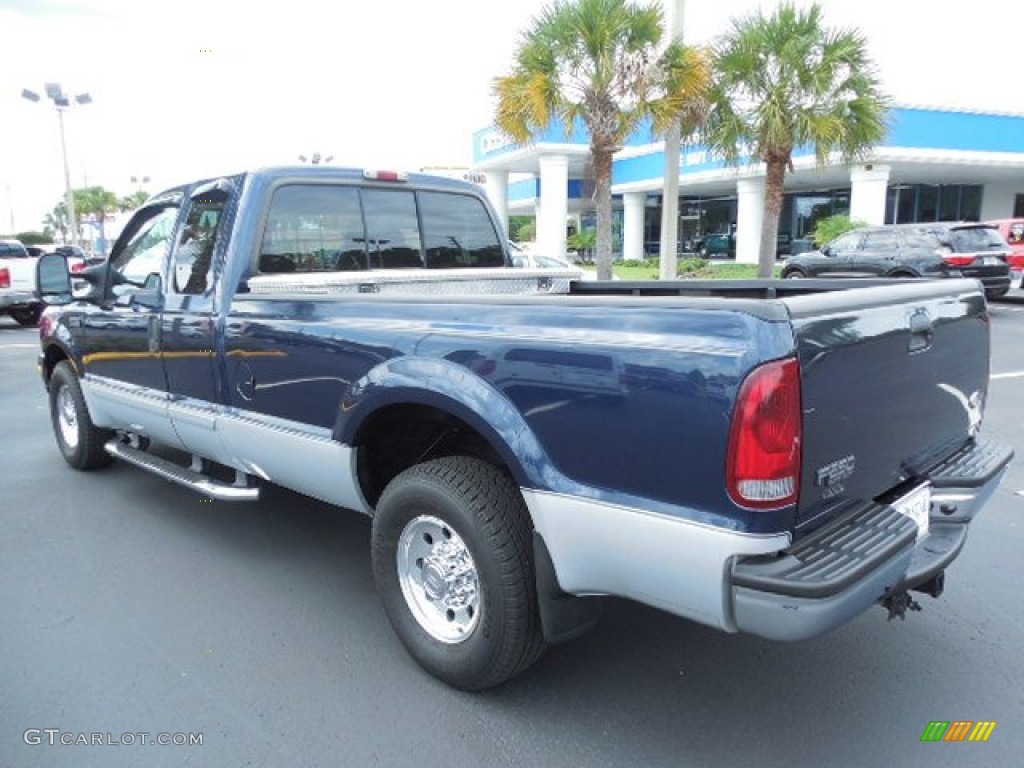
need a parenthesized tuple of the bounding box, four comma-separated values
(939, 186, 960, 221)
(918, 186, 938, 221)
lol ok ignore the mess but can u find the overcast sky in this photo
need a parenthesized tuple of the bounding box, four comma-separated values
(0, 0, 1019, 232)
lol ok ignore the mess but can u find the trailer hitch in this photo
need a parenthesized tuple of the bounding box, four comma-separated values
(882, 591, 922, 621)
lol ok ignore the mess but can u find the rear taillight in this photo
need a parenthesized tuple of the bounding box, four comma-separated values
(0, 267, 9, 289)
(941, 252, 975, 267)
(726, 358, 802, 510)
(70, 261, 85, 273)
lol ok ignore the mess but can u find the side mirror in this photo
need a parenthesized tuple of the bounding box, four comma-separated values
(131, 273, 164, 309)
(821, 244, 832, 257)
(36, 253, 72, 303)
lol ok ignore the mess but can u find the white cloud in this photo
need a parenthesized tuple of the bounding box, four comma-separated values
(1, 0, 1020, 233)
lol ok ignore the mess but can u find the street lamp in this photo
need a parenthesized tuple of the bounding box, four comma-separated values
(298, 152, 333, 165)
(22, 83, 92, 248)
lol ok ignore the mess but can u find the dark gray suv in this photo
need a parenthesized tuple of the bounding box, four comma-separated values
(781, 222, 1012, 299)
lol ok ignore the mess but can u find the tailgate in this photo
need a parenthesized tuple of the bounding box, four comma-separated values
(783, 279, 990, 532)
(0, 256, 38, 291)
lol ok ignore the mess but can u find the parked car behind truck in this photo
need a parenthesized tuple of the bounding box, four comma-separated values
(781, 221, 1012, 299)
(35, 167, 1013, 689)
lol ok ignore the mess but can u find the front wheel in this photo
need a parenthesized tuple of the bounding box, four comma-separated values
(371, 457, 544, 690)
(48, 361, 114, 470)
(783, 268, 807, 279)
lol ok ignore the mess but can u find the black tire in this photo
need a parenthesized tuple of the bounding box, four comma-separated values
(698, 246, 709, 258)
(783, 268, 807, 279)
(10, 304, 42, 326)
(371, 456, 545, 690)
(48, 361, 114, 470)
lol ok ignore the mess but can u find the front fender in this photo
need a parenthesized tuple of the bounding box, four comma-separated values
(39, 310, 84, 382)
(336, 356, 555, 490)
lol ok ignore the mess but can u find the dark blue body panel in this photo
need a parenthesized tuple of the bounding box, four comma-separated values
(221, 293, 797, 533)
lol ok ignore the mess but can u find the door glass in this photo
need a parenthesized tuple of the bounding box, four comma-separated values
(828, 232, 861, 254)
(173, 195, 226, 294)
(109, 206, 180, 291)
(862, 231, 898, 250)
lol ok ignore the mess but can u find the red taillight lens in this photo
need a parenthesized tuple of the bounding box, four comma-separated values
(941, 253, 974, 267)
(70, 261, 84, 273)
(0, 267, 9, 288)
(727, 358, 802, 510)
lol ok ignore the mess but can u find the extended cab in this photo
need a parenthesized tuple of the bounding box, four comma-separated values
(35, 167, 1013, 689)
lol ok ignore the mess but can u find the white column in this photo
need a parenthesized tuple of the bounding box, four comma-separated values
(623, 192, 646, 262)
(980, 183, 1018, 220)
(484, 170, 509, 237)
(735, 176, 765, 265)
(849, 164, 890, 225)
(538, 154, 569, 258)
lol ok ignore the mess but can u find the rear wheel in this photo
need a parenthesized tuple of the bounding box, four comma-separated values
(48, 361, 114, 470)
(371, 456, 544, 690)
(10, 304, 42, 326)
(783, 268, 807, 279)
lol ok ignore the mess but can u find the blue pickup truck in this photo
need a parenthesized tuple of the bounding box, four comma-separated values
(35, 167, 1013, 690)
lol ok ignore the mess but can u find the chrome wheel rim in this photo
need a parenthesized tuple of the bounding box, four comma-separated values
(396, 515, 481, 643)
(57, 385, 79, 450)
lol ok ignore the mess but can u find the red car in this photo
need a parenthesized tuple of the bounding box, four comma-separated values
(985, 218, 1024, 289)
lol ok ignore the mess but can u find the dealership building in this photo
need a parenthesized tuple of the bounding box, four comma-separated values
(472, 106, 1024, 263)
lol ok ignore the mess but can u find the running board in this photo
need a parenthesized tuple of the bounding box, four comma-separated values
(104, 440, 260, 501)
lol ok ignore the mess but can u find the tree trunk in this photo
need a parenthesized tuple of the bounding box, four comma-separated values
(592, 146, 614, 281)
(759, 157, 788, 279)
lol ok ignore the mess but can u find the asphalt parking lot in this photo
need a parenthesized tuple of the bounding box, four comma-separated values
(2, 296, 1023, 768)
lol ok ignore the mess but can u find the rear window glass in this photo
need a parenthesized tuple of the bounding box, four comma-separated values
(948, 226, 1007, 252)
(0, 242, 29, 257)
(419, 191, 504, 268)
(259, 184, 502, 273)
(260, 185, 365, 273)
(901, 230, 941, 249)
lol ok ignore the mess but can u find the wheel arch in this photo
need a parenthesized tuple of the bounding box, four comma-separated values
(41, 341, 75, 385)
(338, 357, 552, 509)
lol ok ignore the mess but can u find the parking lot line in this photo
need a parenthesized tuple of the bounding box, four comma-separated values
(991, 371, 1024, 380)
(0, 343, 38, 350)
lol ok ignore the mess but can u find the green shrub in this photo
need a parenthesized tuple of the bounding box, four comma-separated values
(811, 214, 867, 246)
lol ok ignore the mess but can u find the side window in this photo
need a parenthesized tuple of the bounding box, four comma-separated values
(362, 188, 423, 269)
(1008, 223, 1024, 244)
(862, 231, 898, 250)
(828, 232, 862, 253)
(109, 206, 180, 289)
(259, 185, 365, 273)
(173, 194, 226, 294)
(419, 191, 504, 268)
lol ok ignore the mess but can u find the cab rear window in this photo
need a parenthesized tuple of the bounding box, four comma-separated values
(0, 241, 29, 258)
(259, 184, 503, 273)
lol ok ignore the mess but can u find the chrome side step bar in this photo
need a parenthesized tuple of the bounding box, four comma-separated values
(104, 439, 260, 501)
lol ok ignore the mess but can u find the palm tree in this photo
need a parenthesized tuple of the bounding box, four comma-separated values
(119, 189, 150, 212)
(74, 186, 119, 255)
(494, 0, 708, 280)
(42, 202, 69, 244)
(703, 2, 888, 277)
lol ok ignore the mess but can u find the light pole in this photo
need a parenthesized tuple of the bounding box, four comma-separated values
(21, 83, 92, 248)
(298, 152, 333, 165)
(659, 0, 685, 279)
